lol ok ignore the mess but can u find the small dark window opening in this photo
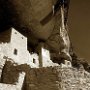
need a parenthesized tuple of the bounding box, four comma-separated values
(67, 62, 70, 65)
(33, 58, 36, 64)
(22, 37, 23, 39)
(14, 49, 18, 55)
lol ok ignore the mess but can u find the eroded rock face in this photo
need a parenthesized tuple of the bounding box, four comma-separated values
(0, 0, 55, 40)
(0, 0, 72, 55)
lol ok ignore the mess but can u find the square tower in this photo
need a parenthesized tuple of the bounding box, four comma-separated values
(0, 28, 28, 64)
(37, 43, 56, 67)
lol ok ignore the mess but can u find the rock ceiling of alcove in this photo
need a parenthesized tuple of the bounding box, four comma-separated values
(0, 0, 62, 52)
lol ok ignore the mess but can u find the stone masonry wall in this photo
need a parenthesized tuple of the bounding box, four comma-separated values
(0, 72, 25, 90)
(55, 67, 90, 90)
(0, 60, 90, 90)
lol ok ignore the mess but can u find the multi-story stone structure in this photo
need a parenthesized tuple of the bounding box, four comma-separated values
(0, 27, 58, 68)
(0, 28, 29, 65)
(0, 27, 89, 90)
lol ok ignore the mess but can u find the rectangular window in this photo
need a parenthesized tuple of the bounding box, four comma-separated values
(14, 49, 18, 55)
(33, 58, 36, 64)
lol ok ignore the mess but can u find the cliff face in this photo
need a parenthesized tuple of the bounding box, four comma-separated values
(0, 60, 90, 90)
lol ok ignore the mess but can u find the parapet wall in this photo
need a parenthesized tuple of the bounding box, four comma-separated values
(0, 72, 25, 90)
(55, 67, 90, 90)
(24, 67, 90, 90)
(0, 60, 90, 90)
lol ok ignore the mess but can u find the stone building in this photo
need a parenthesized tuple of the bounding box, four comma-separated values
(0, 28, 28, 64)
(0, 27, 58, 68)
(0, 28, 89, 90)
(36, 42, 59, 67)
(0, 28, 39, 67)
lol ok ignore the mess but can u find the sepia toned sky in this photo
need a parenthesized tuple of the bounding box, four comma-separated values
(68, 0, 90, 63)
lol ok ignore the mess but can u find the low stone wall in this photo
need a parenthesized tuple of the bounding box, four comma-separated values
(55, 67, 90, 90)
(0, 72, 25, 90)
(23, 67, 90, 90)
(0, 84, 16, 90)
(0, 61, 90, 90)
